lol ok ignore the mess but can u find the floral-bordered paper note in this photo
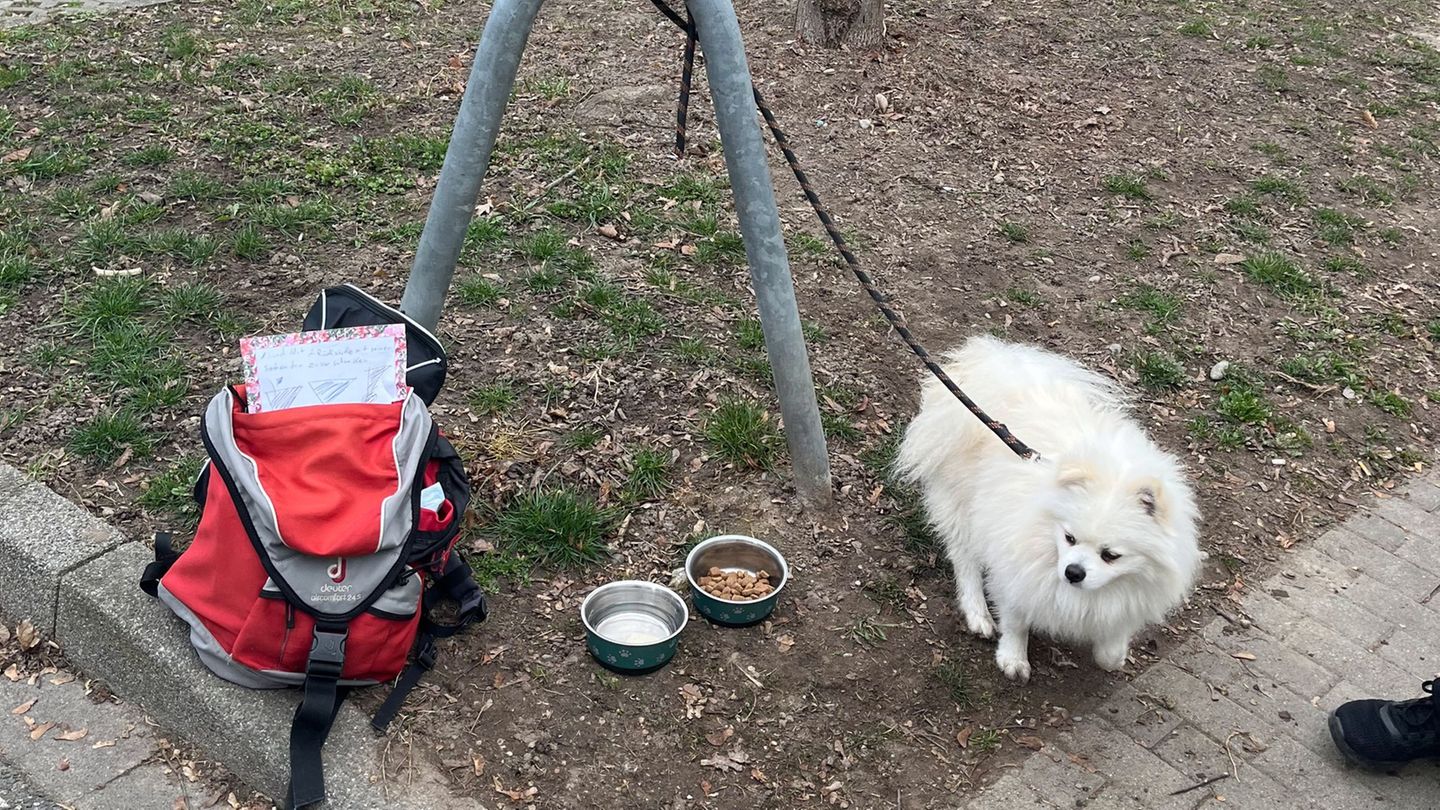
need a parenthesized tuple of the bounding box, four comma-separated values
(240, 325, 407, 414)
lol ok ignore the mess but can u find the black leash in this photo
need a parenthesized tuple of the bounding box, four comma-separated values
(648, 0, 1039, 461)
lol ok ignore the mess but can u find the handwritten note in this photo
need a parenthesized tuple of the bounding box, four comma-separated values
(240, 325, 408, 413)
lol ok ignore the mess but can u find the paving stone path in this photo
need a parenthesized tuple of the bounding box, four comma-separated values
(0, 670, 202, 809)
(965, 475, 1440, 809)
(0, 0, 162, 28)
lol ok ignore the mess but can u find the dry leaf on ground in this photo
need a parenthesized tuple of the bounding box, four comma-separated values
(1016, 735, 1045, 750)
(16, 620, 40, 651)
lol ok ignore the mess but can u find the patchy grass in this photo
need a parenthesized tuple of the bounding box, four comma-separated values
(1251, 174, 1305, 202)
(469, 382, 517, 416)
(1255, 64, 1290, 92)
(736, 318, 766, 351)
(458, 276, 505, 307)
(1132, 351, 1186, 391)
(1007, 287, 1042, 307)
(1322, 255, 1368, 276)
(1216, 376, 1271, 426)
(1241, 252, 1319, 298)
(160, 282, 222, 324)
(822, 411, 863, 442)
(1281, 352, 1361, 387)
(1313, 208, 1366, 245)
(1118, 284, 1182, 330)
(971, 729, 1003, 753)
(863, 576, 908, 610)
(705, 398, 784, 469)
(138, 455, 205, 525)
(564, 426, 605, 451)
(69, 411, 153, 464)
(1188, 416, 1247, 451)
(494, 488, 614, 568)
(997, 221, 1029, 243)
(1102, 173, 1151, 200)
(69, 278, 153, 335)
(1179, 18, 1213, 37)
(624, 447, 671, 501)
(1223, 195, 1262, 218)
(933, 660, 978, 708)
(1369, 389, 1412, 417)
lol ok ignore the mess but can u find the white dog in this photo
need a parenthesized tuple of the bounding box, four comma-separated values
(896, 336, 1200, 681)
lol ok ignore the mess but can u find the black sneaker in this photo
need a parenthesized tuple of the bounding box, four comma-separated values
(1329, 680, 1440, 768)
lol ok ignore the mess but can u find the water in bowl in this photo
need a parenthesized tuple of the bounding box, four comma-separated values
(594, 611, 672, 646)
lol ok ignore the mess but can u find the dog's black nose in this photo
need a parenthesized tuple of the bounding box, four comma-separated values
(1065, 564, 1086, 584)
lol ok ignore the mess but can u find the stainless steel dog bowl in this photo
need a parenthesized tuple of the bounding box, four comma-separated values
(580, 580, 688, 674)
(685, 535, 789, 627)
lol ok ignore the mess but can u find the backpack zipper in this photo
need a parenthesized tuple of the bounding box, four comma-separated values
(281, 602, 295, 661)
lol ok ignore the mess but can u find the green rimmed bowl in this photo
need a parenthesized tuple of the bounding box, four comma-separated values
(685, 535, 789, 627)
(580, 580, 688, 675)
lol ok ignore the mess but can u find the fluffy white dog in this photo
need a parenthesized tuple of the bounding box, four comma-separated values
(896, 336, 1200, 681)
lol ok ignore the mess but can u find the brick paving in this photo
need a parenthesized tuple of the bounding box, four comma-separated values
(965, 475, 1440, 809)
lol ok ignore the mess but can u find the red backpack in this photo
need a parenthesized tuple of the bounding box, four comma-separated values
(140, 285, 485, 809)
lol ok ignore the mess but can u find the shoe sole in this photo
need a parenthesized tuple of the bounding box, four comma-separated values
(1328, 709, 1413, 770)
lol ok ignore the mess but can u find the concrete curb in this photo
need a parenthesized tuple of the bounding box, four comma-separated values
(0, 463, 484, 809)
(0, 464, 127, 634)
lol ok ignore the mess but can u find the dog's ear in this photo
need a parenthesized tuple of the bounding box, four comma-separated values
(1056, 460, 1094, 490)
(1136, 480, 1166, 520)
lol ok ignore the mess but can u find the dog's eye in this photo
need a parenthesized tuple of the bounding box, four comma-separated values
(1064, 533, 1077, 546)
(1101, 549, 1122, 563)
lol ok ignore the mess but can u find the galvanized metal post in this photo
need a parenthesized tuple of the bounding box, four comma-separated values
(400, 0, 546, 332)
(402, 0, 833, 507)
(686, 0, 832, 507)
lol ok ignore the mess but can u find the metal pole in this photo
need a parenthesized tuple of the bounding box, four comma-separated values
(400, 0, 546, 332)
(687, 0, 833, 508)
(399, 0, 832, 507)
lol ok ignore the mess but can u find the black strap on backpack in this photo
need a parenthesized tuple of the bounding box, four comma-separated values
(288, 622, 351, 809)
(370, 554, 487, 733)
(140, 532, 181, 598)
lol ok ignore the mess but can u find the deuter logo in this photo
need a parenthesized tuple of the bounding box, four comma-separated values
(326, 558, 347, 584)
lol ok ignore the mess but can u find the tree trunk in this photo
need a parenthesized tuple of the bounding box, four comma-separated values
(796, 0, 885, 50)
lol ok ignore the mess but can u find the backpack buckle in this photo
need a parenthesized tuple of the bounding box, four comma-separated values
(306, 627, 348, 680)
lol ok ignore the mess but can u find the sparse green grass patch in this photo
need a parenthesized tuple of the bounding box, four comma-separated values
(494, 488, 614, 568)
(1241, 252, 1320, 298)
(70, 411, 153, 464)
(1132, 351, 1185, 390)
(705, 398, 783, 469)
(1102, 173, 1150, 200)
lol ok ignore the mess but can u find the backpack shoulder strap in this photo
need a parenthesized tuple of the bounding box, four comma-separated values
(369, 554, 486, 733)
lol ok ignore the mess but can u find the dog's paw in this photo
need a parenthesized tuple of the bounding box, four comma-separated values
(964, 610, 997, 639)
(1093, 643, 1129, 672)
(995, 649, 1031, 682)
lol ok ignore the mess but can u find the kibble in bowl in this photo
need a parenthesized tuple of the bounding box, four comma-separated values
(696, 567, 775, 602)
(685, 535, 789, 627)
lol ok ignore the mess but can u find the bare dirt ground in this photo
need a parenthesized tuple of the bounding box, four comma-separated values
(1, 0, 1438, 806)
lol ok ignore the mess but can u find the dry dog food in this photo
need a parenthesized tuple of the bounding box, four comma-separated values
(698, 567, 773, 601)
